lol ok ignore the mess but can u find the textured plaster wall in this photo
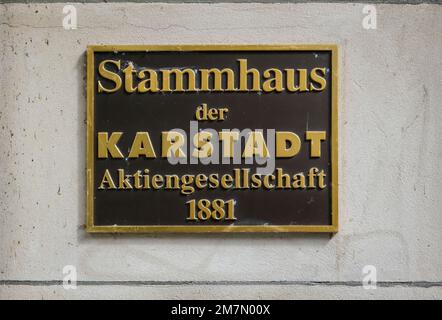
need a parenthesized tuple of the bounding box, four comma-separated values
(0, 2, 441, 299)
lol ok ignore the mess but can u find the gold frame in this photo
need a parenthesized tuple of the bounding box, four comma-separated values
(86, 44, 338, 233)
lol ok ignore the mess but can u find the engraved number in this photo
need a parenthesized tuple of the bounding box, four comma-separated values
(186, 199, 236, 222)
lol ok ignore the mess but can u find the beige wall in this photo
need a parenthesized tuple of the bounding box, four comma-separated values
(0, 2, 441, 299)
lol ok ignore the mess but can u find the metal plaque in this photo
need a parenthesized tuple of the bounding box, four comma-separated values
(86, 45, 338, 233)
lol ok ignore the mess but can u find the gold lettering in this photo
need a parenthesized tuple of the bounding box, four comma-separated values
(195, 174, 208, 188)
(219, 131, 240, 158)
(123, 63, 137, 93)
(161, 131, 186, 158)
(238, 59, 260, 91)
(220, 174, 233, 189)
(276, 132, 301, 158)
(97, 132, 124, 158)
(251, 174, 262, 188)
(98, 60, 122, 93)
(192, 131, 213, 158)
(243, 132, 269, 158)
(118, 169, 133, 189)
(286, 68, 309, 92)
(162, 69, 196, 92)
(310, 67, 327, 91)
(200, 68, 235, 91)
(263, 68, 284, 92)
(292, 173, 306, 188)
(128, 132, 156, 158)
(276, 168, 291, 188)
(263, 174, 275, 189)
(306, 131, 326, 157)
(152, 174, 164, 189)
(98, 169, 116, 189)
(138, 69, 159, 93)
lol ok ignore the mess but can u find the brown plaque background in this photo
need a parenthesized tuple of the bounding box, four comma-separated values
(86, 45, 338, 233)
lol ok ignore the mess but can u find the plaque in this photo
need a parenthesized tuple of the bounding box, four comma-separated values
(86, 45, 338, 233)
